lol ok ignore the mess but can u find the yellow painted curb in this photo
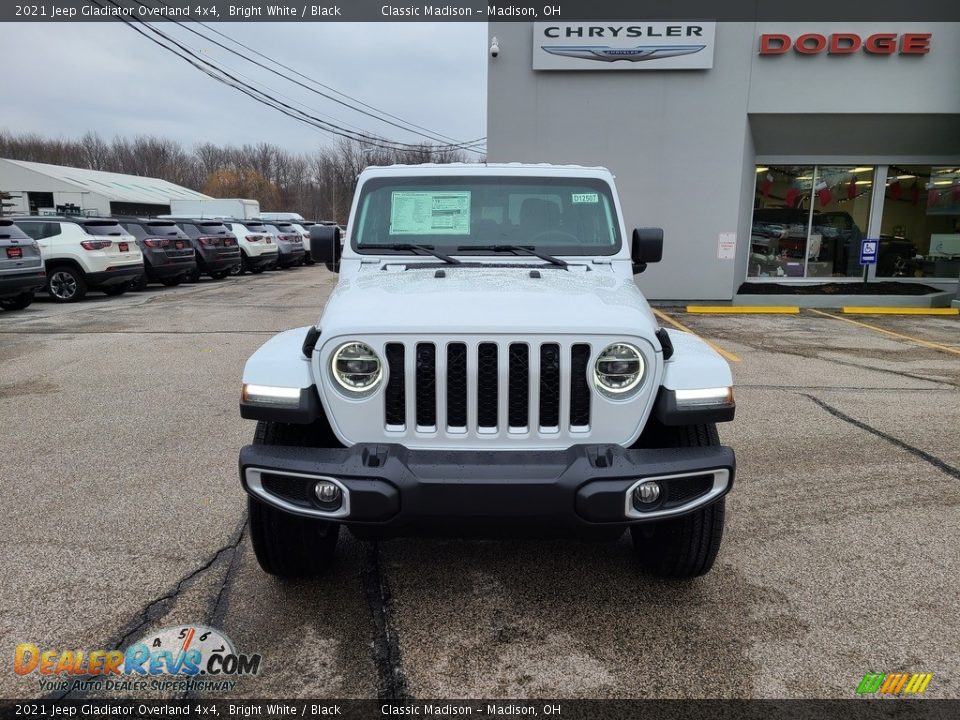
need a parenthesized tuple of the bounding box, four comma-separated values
(841, 307, 959, 315)
(686, 306, 800, 314)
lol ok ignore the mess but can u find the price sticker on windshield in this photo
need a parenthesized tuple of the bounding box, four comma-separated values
(571, 193, 599, 204)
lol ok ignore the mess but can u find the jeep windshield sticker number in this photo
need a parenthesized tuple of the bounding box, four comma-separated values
(572, 193, 599, 204)
(389, 191, 471, 235)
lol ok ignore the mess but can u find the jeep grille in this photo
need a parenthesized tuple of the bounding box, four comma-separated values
(383, 341, 592, 434)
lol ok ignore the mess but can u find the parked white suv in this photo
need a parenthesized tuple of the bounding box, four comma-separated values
(14, 217, 143, 302)
(287, 222, 314, 265)
(223, 220, 280, 275)
(238, 164, 737, 580)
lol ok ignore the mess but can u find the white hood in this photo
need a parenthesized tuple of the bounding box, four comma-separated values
(319, 265, 658, 338)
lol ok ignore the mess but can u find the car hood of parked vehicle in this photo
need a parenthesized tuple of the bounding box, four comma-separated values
(319, 265, 659, 338)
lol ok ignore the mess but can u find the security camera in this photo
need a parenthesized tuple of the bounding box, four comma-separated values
(490, 37, 500, 58)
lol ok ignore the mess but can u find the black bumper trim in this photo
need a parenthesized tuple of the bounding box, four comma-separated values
(240, 386, 321, 424)
(86, 266, 144, 287)
(0, 269, 48, 297)
(239, 442, 735, 533)
(653, 387, 736, 426)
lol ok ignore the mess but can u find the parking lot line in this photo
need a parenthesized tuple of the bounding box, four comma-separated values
(808, 308, 960, 357)
(686, 305, 800, 314)
(651, 308, 742, 363)
(841, 307, 959, 316)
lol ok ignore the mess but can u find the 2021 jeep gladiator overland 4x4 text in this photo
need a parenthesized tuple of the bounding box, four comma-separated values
(238, 164, 736, 579)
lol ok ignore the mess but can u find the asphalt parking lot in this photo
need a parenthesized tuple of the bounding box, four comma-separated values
(1, 270, 958, 700)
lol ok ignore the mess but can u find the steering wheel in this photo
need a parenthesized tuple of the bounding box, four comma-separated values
(530, 229, 579, 244)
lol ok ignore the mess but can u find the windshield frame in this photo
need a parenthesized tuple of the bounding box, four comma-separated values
(351, 175, 622, 257)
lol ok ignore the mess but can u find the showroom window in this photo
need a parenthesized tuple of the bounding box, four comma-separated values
(876, 166, 960, 279)
(750, 165, 873, 279)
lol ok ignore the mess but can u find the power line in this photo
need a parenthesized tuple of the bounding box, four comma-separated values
(134, 0, 486, 152)
(93, 0, 482, 154)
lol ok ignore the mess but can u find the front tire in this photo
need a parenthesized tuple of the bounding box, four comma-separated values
(248, 421, 340, 577)
(630, 422, 726, 579)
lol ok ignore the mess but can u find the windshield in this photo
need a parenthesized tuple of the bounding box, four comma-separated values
(353, 176, 621, 255)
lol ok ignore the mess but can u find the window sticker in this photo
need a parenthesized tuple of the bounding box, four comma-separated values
(572, 193, 599, 204)
(389, 191, 471, 235)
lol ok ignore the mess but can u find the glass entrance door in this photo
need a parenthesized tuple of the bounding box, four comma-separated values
(749, 165, 873, 279)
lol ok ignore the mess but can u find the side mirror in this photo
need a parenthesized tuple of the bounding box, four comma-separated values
(309, 224, 341, 272)
(631, 227, 663, 274)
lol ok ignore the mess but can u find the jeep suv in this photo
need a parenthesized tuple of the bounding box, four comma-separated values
(261, 222, 305, 268)
(173, 220, 241, 281)
(238, 164, 736, 579)
(115, 218, 197, 288)
(222, 220, 280, 275)
(0, 219, 46, 311)
(14, 217, 143, 302)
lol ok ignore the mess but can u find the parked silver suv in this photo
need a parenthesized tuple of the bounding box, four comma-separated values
(0, 219, 46, 311)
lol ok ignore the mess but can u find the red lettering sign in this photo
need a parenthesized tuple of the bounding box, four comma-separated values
(828, 33, 861, 54)
(758, 32, 931, 56)
(795, 33, 827, 54)
(759, 33, 791, 54)
(865, 33, 898, 54)
(901, 33, 931, 54)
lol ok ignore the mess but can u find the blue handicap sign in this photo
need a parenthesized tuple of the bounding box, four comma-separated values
(860, 238, 879, 265)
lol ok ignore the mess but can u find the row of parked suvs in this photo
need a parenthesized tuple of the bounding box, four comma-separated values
(0, 215, 335, 310)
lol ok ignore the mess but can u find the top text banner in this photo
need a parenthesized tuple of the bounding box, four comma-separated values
(3, 0, 959, 22)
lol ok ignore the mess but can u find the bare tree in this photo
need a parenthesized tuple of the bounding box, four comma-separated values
(0, 128, 471, 220)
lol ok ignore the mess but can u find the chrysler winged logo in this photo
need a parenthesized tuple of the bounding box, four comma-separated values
(541, 44, 706, 62)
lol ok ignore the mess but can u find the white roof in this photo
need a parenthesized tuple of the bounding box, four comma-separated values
(0, 158, 212, 205)
(360, 162, 614, 179)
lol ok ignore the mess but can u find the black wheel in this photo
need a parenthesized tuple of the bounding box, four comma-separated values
(630, 423, 726, 579)
(187, 266, 202, 283)
(160, 276, 182, 287)
(248, 421, 340, 577)
(209, 270, 231, 280)
(231, 257, 247, 276)
(0, 292, 34, 311)
(130, 274, 147, 291)
(46, 266, 87, 303)
(102, 282, 131, 296)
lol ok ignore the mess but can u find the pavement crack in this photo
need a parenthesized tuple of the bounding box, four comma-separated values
(109, 517, 248, 653)
(208, 523, 248, 629)
(41, 517, 248, 701)
(360, 542, 410, 701)
(804, 394, 960, 481)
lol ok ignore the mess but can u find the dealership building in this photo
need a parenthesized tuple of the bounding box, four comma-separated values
(486, 21, 960, 303)
(0, 159, 211, 218)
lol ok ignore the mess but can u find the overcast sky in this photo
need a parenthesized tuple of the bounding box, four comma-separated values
(0, 22, 488, 156)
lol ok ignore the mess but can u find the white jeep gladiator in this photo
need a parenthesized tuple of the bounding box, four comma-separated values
(239, 164, 736, 579)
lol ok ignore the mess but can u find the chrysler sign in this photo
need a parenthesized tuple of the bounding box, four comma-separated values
(533, 22, 716, 70)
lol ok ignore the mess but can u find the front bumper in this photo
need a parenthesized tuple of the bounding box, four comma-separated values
(0, 269, 47, 298)
(239, 443, 735, 536)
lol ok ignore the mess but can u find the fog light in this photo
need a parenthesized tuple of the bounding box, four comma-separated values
(314, 481, 342, 507)
(634, 481, 661, 505)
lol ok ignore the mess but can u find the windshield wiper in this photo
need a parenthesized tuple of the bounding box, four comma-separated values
(362, 243, 461, 265)
(456, 244, 568, 268)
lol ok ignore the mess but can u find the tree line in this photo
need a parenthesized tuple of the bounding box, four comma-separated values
(0, 130, 472, 222)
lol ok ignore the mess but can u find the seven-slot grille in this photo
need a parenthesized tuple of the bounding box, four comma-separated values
(384, 341, 592, 435)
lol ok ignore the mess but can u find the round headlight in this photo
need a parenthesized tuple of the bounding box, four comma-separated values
(594, 343, 645, 395)
(331, 342, 382, 393)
